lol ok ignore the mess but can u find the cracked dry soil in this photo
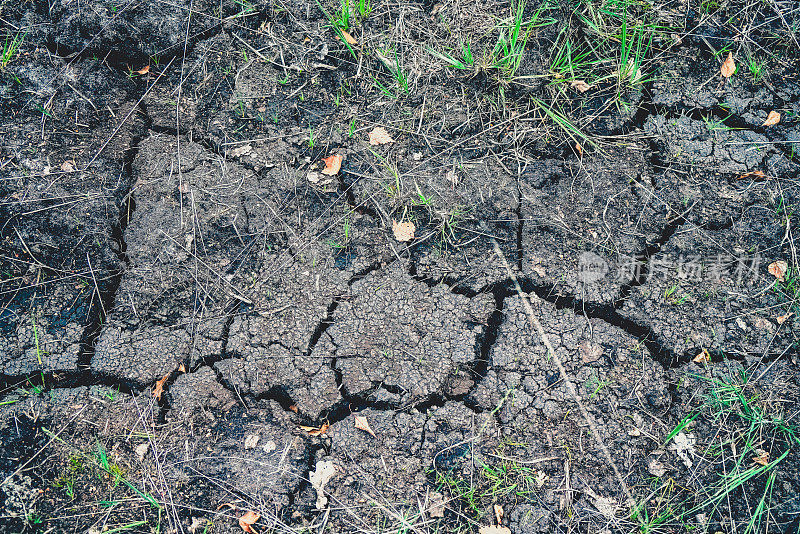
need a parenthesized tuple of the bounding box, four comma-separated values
(1, 0, 800, 532)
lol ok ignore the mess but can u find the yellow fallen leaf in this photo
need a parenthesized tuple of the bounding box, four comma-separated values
(368, 126, 394, 145)
(239, 510, 260, 534)
(763, 111, 780, 127)
(752, 449, 769, 466)
(768, 260, 788, 282)
(693, 349, 710, 364)
(392, 219, 415, 242)
(354, 415, 377, 438)
(570, 79, 591, 92)
(321, 154, 343, 175)
(152, 372, 170, 400)
(720, 52, 736, 78)
(339, 29, 358, 46)
(299, 422, 330, 437)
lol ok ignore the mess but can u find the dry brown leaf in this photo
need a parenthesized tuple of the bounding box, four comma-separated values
(321, 154, 343, 175)
(570, 79, 591, 92)
(60, 160, 76, 172)
(752, 449, 769, 466)
(299, 422, 330, 437)
(693, 349, 711, 364)
(368, 126, 394, 145)
(768, 260, 788, 282)
(574, 142, 583, 157)
(763, 111, 781, 127)
(735, 170, 766, 181)
(354, 415, 377, 438)
(216, 502, 236, 511)
(178, 363, 186, 373)
(288, 404, 299, 413)
(339, 29, 358, 45)
(720, 52, 736, 78)
(478, 526, 511, 534)
(239, 510, 260, 534)
(134, 65, 150, 75)
(777, 312, 793, 325)
(392, 219, 415, 242)
(152, 372, 169, 400)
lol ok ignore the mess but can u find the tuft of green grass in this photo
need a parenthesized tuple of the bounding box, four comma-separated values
(617, 17, 652, 87)
(636, 368, 798, 532)
(746, 54, 767, 82)
(428, 41, 475, 71)
(1, 31, 25, 70)
(490, 0, 530, 81)
(316, 0, 357, 59)
(549, 32, 598, 84)
(333, 0, 351, 31)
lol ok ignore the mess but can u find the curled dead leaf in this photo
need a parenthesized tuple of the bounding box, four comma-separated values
(310, 460, 337, 510)
(493, 504, 504, 524)
(574, 142, 583, 157)
(752, 449, 769, 466)
(768, 260, 788, 282)
(735, 170, 766, 181)
(134, 65, 150, 75)
(60, 160, 76, 172)
(570, 79, 591, 93)
(339, 29, 358, 45)
(321, 154, 343, 175)
(152, 372, 170, 400)
(178, 363, 186, 373)
(693, 349, 711, 364)
(392, 219, 415, 242)
(299, 422, 330, 437)
(368, 126, 394, 145)
(763, 111, 780, 127)
(238, 510, 260, 534)
(354, 415, 377, 438)
(720, 52, 736, 78)
(777, 312, 793, 325)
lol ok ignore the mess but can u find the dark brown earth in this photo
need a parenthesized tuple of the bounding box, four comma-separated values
(1, 0, 800, 532)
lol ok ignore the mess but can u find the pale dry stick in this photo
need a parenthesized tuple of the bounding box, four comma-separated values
(485, 227, 635, 509)
(487, 453, 561, 465)
(175, 0, 195, 248)
(85, 252, 107, 319)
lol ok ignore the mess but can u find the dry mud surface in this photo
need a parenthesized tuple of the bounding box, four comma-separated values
(1, 0, 800, 532)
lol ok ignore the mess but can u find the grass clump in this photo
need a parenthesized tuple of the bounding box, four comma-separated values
(632, 367, 798, 533)
(1, 31, 24, 70)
